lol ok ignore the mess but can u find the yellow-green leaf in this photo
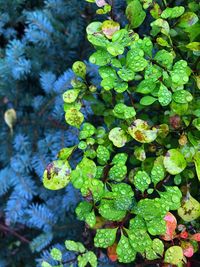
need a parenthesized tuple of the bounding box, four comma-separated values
(178, 193, 200, 222)
(43, 160, 71, 190)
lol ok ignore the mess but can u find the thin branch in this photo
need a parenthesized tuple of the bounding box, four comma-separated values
(0, 224, 30, 244)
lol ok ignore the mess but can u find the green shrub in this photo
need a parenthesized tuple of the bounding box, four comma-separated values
(43, 0, 200, 266)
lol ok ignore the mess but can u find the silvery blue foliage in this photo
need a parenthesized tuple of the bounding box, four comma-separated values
(0, 0, 127, 266)
(0, 0, 94, 266)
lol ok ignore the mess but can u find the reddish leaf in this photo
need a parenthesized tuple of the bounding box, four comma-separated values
(191, 233, 200, 241)
(180, 231, 189, 239)
(107, 243, 118, 262)
(95, 0, 107, 7)
(181, 242, 194, 258)
(161, 212, 177, 241)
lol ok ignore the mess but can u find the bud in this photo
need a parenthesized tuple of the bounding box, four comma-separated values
(178, 134, 187, 146)
(169, 115, 181, 129)
(4, 108, 17, 135)
(148, 144, 157, 153)
(89, 85, 97, 92)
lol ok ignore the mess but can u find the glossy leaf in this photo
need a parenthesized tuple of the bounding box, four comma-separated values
(57, 146, 76, 160)
(63, 89, 80, 103)
(161, 212, 177, 241)
(102, 20, 120, 39)
(158, 84, 172, 106)
(117, 235, 136, 263)
(178, 192, 200, 222)
(181, 241, 194, 258)
(140, 96, 157, 106)
(152, 238, 164, 256)
(50, 248, 62, 261)
(72, 61, 86, 79)
(128, 119, 158, 143)
(164, 149, 186, 175)
(65, 240, 85, 253)
(172, 90, 193, 104)
(178, 12, 199, 28)
(161, 6, 185, 19)
(133, 170, 151, 193)
(109, 127, 127, 147)
(65, 108, 84, 128)
(43, 160, 71, 190)
(164, 246, 183, 265)
(94, 228, 117, 248)
(126, 0, 146, 29)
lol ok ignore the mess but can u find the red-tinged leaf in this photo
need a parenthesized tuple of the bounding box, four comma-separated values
(191, 233, 200, 241)
(181, 242, 194, 258)
(161, 212, 177, 241)
(180, 231, 189, 239)
(107, 243, 118, 262)
(96, 0, 107, 7)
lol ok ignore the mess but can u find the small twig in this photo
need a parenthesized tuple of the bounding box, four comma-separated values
(127, 91, 135, 107)
(62, 257, 77, 264)
(110, 0, 115, 20)
(38, 97, 55, 116)
(149, 59, 170, 74)
(161, 0, 167, 9)
(0, 224, 30, 244)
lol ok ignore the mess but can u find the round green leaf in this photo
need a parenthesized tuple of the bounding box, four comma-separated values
(79, 123, 95, 139)
(159, 186, 182, 211)
(136, 79, 156, 94)
(112, 153, 128, 165)
(161, 6, 185, 19)
(107, 43, 124, 56)
(109, 127, 127, 147)
(133, 170, 151, 193)
(97, 145, 110, 163)
(152, 238, 164, 256)
(50, 248, 62, 261)
(164, 149, 187, 175)
(86, 22, 102, 34)
(151, 157, 165, 186)
(99, 199, 126, 221)
(113, 103, 136, 119)
(65, 108, 84, 128)
(102, 20, 120, 39)
(140, 96, 157, 106)
(178, 193, 200, 222)
(89, 50, 111, 66)
(63, 89, 80, 103)
(72, 61, 86, 79)
(114, 81, 128, 93)
(126, 0, 146, 29)
(109, 164, 127, 182)
(158, 84, 172, 106)
(94, 228, 117, 248)
(154, 49, 174, 69)
(178, 12, 199, 28)
(172, 90, 193, 104)
(128, 119, 158, 143)
(117, 235, 136, 263)
(118, 68, 135, 81)
(164, 246, 183, 265)
(43, 160, 71, 190)
(65, 240, 85, 253)
(127, 229, 152, 253)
